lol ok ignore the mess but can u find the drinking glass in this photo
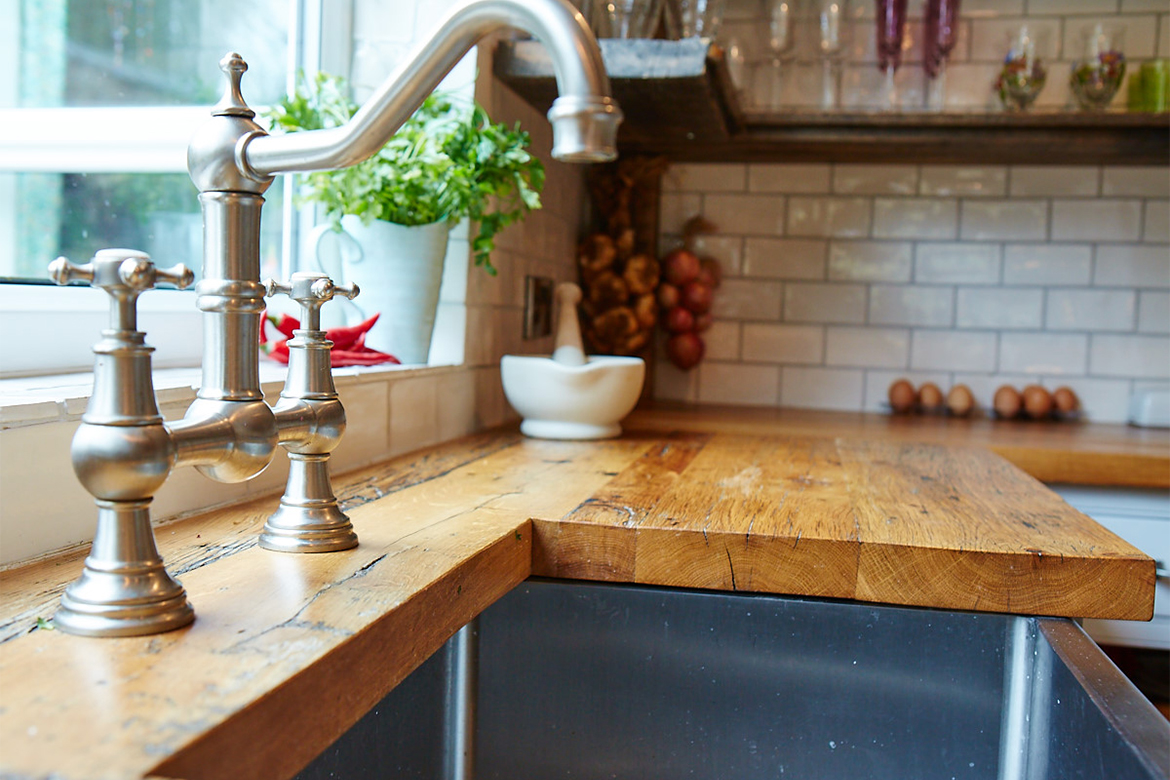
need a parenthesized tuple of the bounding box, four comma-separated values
(759, 0, 797, 109)
(875, 0, 908, 109)
(1070, 24, 1126, 111)
(592, 0, 665, 38)
(923, 0, 960, 110)
(664, 0, 727, 39)
(995, 25, 1047, 111)
(815, 0, 850, 109)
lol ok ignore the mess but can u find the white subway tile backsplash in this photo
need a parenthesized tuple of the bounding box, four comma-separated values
(1000, 333, 1089, 375)
(873, 199, 959, 240)
(785, 283, 867, 324)
(1003, 244, 1093, 285)
(749, 164, 832, 193)
(781, 367, 865, 411)
(1090, 334, 1170, 378)
(828, 241, 913, 282)
(1031, 0, 1122, 15)
(714, 278, 784, 320)
(663, 163, 746, 193)
(1046, 289, 1137, 331)
(654, 161, 1167, 422)
(688, 235, 746, 276)
(920, 166, 1007, 197)
(1102, 167, 1170, 198)
(916, 242, 1001, 284)
(969, 18, 1062, 63)
(654, 355, 700, 402)
(1145, 201, 1170, 243)
(1061, 16, 1159, 60)
(833, 165, 919, 195)
(1094, 245, 1170, 288)
(699, 362, 780, 405)
(787, 197, 872, 237)
(1138, 291, 1170, 334)
(743, 238, 827, 279)
(705, 194, 787, 236)
(869, 285, 955, 326)
(1044, 377, 1132, 424)
(826, 327, 910, 368)
(704, 321, 742, 361)
(1009, 167, 1100, 197)
(659, 192, 703, 234)
(961, 199, 1047, 240)
(912, 330, 997, 372)
(1052, 199, 1143, 242)
(956, 288, 1044, 329)
(742, 323, 825, 364)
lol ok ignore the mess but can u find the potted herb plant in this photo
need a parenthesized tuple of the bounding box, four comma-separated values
(266, 72, 545, 364)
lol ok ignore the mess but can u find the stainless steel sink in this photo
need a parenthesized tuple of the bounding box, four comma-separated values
(297, 580, 1170, 779)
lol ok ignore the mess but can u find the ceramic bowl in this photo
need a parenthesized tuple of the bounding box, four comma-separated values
(501, 354, 645, 440)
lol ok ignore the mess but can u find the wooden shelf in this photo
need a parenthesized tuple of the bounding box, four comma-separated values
(494, 39, 1170, 166)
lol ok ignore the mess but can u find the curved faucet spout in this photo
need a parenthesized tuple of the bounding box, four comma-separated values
(243, 0, 621, 177)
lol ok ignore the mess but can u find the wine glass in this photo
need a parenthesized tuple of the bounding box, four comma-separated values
(759, 0, 797, 109)
(875, 0, 908, 109)
(923, 0, 960, 110)
(665, 0, 727, 39)
(815, 0, 850, 109)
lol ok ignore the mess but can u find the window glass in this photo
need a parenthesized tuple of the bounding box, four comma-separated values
(9, 0, 289, 108)
(2, 0, 291, 285)
(0, 173, 285, 285)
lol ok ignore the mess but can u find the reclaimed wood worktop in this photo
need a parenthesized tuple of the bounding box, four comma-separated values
(0, 414, 1158, 780)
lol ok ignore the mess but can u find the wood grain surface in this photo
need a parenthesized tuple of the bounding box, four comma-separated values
(626, 404, 1170, 489)
(0, 421, 1157, 780)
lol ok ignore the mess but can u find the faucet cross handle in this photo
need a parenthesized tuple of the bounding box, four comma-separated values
(49, 249, 194, 331)
(265, 272, 359, 332)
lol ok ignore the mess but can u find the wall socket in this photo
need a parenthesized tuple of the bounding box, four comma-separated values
(523, 275, 554, 340)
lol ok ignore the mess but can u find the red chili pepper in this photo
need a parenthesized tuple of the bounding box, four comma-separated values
(325, 313, 380, 351)
(272, 313, 300, 338)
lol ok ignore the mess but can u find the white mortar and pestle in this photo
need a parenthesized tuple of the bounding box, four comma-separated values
(502, 282, 645, 440)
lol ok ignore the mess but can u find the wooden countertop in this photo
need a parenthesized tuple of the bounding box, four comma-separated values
(627, 404, 1170, 489)
(0, 422, 1158, 780)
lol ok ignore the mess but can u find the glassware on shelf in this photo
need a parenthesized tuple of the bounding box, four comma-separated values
(875, 0, 909, 109)
(1070, 24, 1127, 112)
(815, 0, 850, 109)
(758, 0, 797, 109)
(663, 0, 727, 39)
(591, 0, 665, 38)
(923, 0, 960, 110)
(995, 25, 1047, 111)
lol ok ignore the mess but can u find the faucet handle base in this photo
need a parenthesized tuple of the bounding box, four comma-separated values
(55, 500, 194, 637)
(259, 453, 358, 553)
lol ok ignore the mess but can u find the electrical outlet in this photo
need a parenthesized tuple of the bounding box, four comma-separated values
(523, 275, 554, 340)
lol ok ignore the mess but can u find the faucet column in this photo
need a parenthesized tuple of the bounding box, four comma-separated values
(48, 251, 196, 637)
(180, 53, 280, 484)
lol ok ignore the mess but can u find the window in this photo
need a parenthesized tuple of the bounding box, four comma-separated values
(0, 0, 348, 375)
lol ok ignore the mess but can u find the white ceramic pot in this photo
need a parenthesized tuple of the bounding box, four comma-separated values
(313, 215, 450, 364)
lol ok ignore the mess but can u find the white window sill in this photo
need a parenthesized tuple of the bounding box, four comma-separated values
(0, 360, 459, 429)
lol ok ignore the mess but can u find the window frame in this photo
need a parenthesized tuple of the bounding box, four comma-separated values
(0, 0, 354, 378)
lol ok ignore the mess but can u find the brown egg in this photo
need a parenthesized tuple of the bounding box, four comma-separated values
(993, 385, 1022, 419)
(1022, 384, 1053, 419)
(888, 379, 917, 414)
(946, 384, 975, 417)
(918, 382, 944, 413)
(1053, 386, 1079, 415)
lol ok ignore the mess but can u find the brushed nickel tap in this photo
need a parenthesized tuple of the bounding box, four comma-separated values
(49, 0, 620, 637)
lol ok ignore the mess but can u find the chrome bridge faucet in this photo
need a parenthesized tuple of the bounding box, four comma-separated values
(48, 0, 621, 637)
